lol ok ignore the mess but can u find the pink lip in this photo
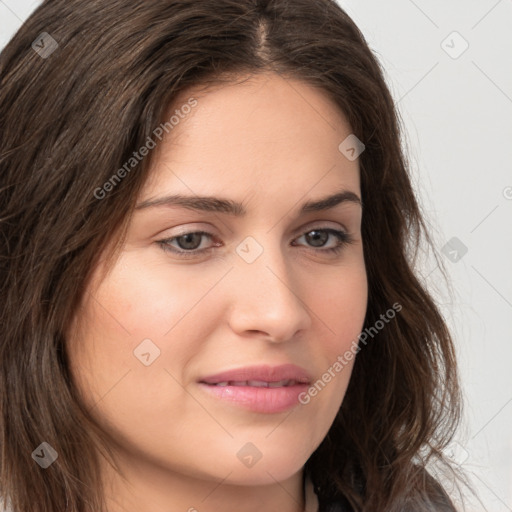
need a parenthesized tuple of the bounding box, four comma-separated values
(199, 364, 312, 385)
(198, 364, 312, 414)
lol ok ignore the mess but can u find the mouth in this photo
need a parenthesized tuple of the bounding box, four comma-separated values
(204, 379, 307, 388)
(197, 364, 312, 414)
(199, 363, 312, 386)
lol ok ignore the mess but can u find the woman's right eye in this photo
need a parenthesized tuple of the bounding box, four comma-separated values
(157, 230, 218, 258)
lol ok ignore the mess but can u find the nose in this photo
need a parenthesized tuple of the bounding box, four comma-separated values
(226, 238, 312, 343)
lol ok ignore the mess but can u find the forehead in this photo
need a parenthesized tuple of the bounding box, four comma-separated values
(140, 72, 360, 206)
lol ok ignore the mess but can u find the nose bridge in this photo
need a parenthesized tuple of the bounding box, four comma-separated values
(227, 234, 311, 341)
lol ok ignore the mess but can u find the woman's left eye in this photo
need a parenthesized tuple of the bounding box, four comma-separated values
(156, 228, 354, 259)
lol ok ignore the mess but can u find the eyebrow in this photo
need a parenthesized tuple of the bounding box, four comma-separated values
(135, 188, 362, 215)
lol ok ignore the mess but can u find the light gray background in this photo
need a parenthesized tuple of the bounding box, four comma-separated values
(1, 1, 510, 510)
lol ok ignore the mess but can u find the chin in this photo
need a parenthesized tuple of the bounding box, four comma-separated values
(218, 452, 308, 486)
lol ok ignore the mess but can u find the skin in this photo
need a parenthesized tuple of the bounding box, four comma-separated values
(66, 71, 368, 512)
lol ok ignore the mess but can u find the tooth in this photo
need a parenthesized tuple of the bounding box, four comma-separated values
(211, 379, 302, 388)
(268, 379, 289, 388)
(247, 380, 269, 387)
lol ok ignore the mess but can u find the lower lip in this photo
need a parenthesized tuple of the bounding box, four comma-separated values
(198, 383, 309, 413)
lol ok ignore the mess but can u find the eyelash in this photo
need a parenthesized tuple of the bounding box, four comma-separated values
(156, 228, 354, 259)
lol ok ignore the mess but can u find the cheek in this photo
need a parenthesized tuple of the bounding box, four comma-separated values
(84, 249, 233, 359)
(65, 251, 229, 404)
(93, 252, 224, 335)
(296, 259, 367, 418)
(315, 260, 368, 351)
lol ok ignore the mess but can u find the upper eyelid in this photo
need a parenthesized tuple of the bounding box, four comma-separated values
(161, 219, 351, 238)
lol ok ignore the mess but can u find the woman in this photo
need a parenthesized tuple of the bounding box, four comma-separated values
(0, 0, 464, 510)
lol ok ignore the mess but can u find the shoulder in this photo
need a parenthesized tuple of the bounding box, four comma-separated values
(314, 472, 457, 512)
(319, 489, 457, 512)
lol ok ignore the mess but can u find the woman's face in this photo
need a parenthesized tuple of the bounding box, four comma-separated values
(66, 72, 367, 493)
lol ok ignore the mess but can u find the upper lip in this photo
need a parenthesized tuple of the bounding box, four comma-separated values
(199, 364, 312, 385)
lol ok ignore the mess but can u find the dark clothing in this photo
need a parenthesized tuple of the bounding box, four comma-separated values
(319, 496, 353, 512)
(309, 472, 457, 512)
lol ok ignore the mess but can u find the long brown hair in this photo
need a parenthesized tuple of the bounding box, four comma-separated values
(1, 0, 463, 510)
